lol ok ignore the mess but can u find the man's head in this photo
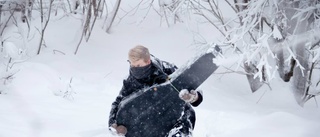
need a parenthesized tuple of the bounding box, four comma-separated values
(128, 45, 151, 67)
(128, 45, 153, 79)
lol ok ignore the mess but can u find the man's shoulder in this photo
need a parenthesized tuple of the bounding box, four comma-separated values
(150, 55, 175, 69)
(150, 55, 162, 65)
(150, 54, 178, 75)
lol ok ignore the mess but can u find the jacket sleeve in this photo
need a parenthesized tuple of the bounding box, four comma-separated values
(108, 81, 131, 127)
(190, 90, 203, 107)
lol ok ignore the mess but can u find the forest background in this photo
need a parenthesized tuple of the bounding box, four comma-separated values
(0, 0, 320, 137)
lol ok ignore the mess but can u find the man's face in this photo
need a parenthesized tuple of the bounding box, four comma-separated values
(129, 59, 151, 67)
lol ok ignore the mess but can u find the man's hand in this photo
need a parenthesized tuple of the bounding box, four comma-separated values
(179, 89, 198, 103)
(109, 123, 127, 136)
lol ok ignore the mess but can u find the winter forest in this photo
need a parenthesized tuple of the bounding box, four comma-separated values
(1, 0, 320, 137)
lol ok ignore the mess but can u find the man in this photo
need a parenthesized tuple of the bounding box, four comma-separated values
(108, 45, 203, 137)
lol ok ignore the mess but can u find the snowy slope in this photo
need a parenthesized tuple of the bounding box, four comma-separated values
(1, 1, 320, 137)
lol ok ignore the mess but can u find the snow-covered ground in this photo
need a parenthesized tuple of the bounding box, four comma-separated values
(1, 1, 320, 137)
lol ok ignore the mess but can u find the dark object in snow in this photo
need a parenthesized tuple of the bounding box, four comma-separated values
(116, 47, 220, 137)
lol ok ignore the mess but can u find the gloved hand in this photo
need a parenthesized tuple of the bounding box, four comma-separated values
(109, 123, 127, 136)
(179, 89, 198, 103)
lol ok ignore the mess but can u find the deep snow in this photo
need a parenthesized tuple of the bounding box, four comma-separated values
(1, 1, 320, 137)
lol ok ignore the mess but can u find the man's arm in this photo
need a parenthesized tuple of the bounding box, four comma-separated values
(190, 90, 203, 107)
(108, 81, 131, 127)
(179, 89, 203, 107)
(108, 87, 125, 126)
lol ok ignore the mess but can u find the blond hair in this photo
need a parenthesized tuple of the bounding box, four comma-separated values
(128, 45, 150, 62)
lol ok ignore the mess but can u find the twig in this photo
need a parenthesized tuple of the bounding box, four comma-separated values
(53, 49, 66, 55)
(86, 0, 104, 41)
(105, 0, 121, 33)
(216, 66, 248, 75)
(37, 0, 54, 55)
(314, 96, 319, 107)
(6, 58, 12, 72)
(0, 10, 15, 36)
(310, 39, 320, 50)
(256, 89, 267, 104)
(104, 71, 112, 78)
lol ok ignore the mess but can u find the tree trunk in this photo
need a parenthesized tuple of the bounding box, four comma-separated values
(275, 45, 295, 82)
(284, 0, 314, 106)
(244, 62, 264, 92)
(292, 44, 308, 106)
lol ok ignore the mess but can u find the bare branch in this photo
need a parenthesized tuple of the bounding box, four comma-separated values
(105, 0, 121, 33)
(37, 0, 54, 55)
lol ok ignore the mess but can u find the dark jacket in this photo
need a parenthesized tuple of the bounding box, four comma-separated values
(108, 56, 203, 126)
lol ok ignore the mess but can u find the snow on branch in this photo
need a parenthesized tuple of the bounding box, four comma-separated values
(291, 4, 320, 20)
(285, 45, 305, 77)
(312, 46, 320, 63)
(272, 25, 283, 40)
